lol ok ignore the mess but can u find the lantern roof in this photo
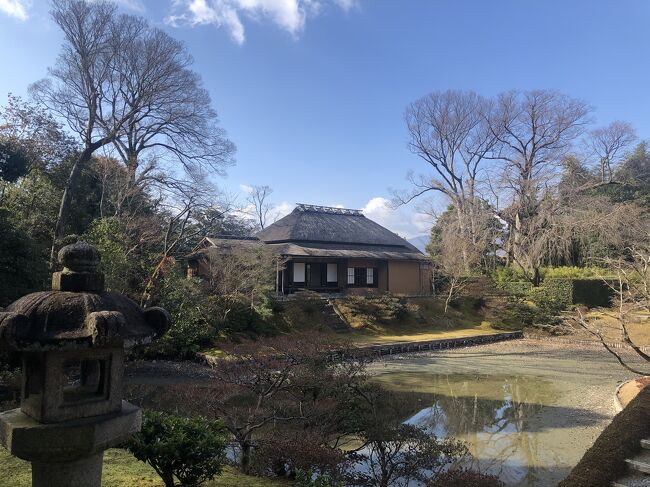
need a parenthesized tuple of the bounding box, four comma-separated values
(0, 242, 169, 351)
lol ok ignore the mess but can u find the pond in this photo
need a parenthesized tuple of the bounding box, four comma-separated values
(368, 339, 639, 486)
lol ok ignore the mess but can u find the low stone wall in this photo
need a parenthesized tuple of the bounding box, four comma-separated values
(336, 331, 523, 358)
(200, 331, 524, 366)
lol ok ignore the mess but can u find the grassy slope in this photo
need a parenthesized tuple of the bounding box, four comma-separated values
(203, 295, 521, 356)
(336, 296, 517, 346)
(564, 309, 650, 346)
(0, 448, 285, 487)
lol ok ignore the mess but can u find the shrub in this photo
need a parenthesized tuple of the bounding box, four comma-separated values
(84, 217, 132, 293)
(254, 433, 347, 481)
(337, 295, 412, 328)
(492, 266, 528, 283)
(349, 422, 469, 487)
(494, 266, 611, 282)
(532, 278, 613, 309)
(428, 468, 504, 487)
(127, 411, 228, 487)
(0, 354, 21, 406)
(140, 275, 216, 359)
(0, 209, 50, 306)
(375, 294, 410, 320)
(494, 280, 533, 297)
(295, 469, 344, 487)
(541, 266, 610, 280)
(529, 279, 573, 311)
(505, 298, 562, 327)
(209, 295, 277, 337)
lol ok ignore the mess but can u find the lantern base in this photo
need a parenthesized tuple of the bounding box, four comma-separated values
(33, 451, 103, 487)
(0, 401, 141, 487)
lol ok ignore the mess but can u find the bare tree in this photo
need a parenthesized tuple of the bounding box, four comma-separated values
(0, 95, 75, 174)
(501, 193, 572, 285)
(400, 90, 498, 270)
(490, 90, 591, 211)
(489, 90, 592, 283)
(108, 14, 235, 190)
(584, 121, 636, 184)
(139, 177, 220, 306)
(30, 0, 135, 262)
(348, 383, 468, 487)
(246, 185, 273, 230)
(574, 242, 650, 375)
(200, 240, 280, 308)
(504, 190, 647, 285)
(31, 1, 234, 263)
(0, 95, 76, 204)
(430, 211, 475, 312)
(185, 336, 344, 475)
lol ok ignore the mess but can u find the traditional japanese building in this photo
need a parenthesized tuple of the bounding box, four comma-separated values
(188, 204, 431, 295)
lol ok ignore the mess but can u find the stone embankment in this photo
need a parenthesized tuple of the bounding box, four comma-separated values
(340, 331, 523, 358)
(198, 331, 524, 366)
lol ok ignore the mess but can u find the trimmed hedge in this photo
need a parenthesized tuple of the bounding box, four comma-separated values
(499, 278, 613, 309)
(572, 279, 614, 308)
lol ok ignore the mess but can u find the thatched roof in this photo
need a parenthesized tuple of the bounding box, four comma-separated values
(257, 205, 419, 248)
(187, 236, 262, 261)
(253, 204, 427, 261)
(192, 204, 428, 262)
(265, 242, 428, 261)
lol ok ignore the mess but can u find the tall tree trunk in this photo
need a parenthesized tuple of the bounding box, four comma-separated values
(454, 202, 470, 272)
(126, 152, 138, 189)
(444, 279, 457, 313)
(50, 147, 94, 265)
(241, 440, 252, 475)
(532, 266, 541, 287)
(160, 470, 176, 487)
(606, 161, 613, 183)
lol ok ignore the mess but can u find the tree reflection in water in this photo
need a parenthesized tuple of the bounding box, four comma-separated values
(374, 372, 586, 486)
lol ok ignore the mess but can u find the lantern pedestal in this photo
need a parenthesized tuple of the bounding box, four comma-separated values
(0, 401, 141, 487)
(33, 452, 104, 487)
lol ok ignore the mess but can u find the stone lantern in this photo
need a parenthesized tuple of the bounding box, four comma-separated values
(0, 242, 170, 487)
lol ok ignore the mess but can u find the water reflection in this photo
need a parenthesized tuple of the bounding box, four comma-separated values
(373, 372, 597, 486)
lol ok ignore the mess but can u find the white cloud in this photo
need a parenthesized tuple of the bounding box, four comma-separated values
(361, 196, 432, 240)
(237, 184, 293, 226)
(235, 200, 293, 226)
(87, 0, 146, 11)
(0, 0, 30, 20)
(114, 0, 146, 12)
(333, 0, 358, 11)
(268, 201, 294, 222)
(166, 0, 354, 44)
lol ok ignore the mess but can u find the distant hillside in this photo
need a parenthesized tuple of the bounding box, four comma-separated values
(408, 235, 429, 253)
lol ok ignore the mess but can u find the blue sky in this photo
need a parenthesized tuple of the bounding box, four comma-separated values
(1, 0, 649, 238)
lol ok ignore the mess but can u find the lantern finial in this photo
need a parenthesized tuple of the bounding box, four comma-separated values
(52, 242, 104, 292)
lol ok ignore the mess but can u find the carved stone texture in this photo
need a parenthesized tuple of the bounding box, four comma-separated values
(0, 242, 170, 487)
